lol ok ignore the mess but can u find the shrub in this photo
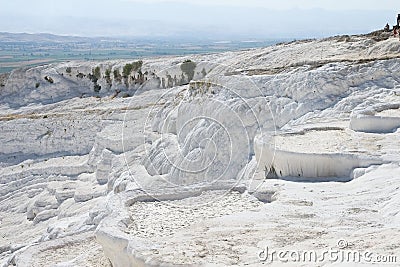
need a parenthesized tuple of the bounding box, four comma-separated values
(105, 68, 111, 79)
(201, 68, 207, 77)
(76, 72, 85, 79)
(121, 61, 143, 86)
(44, 76, 54, 83)
(35, 82, 40, 88)
(132, 60, 143, 72)
(166, 74, 174, 87)
(122, 63, 134, 78)
(113, 69, 122, 82)
(66, 67, 72, 74)
(94, 84, 101, 93)
(181, 60, 197, 81)
(88, 73, 98, 83)
(93, 66, 101, 80)
(105, 68, 112, 86)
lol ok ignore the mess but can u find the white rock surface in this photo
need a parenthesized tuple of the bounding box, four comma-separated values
(1, 32, 400, 266)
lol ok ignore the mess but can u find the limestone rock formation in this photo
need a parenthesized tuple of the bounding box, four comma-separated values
(1, 33, 400, 266)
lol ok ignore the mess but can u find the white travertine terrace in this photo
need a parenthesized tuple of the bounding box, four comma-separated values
(1, 32, 400, 266)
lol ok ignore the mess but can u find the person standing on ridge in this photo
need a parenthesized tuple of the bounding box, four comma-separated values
(397, 14, 400, 27)
(384, 23, 390, 32)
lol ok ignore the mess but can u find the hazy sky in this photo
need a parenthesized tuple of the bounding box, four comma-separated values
(0, 0, 398, 39)
(122, 0, 397, 10)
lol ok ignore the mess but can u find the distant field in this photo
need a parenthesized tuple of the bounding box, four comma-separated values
(0, 33, 288, 74)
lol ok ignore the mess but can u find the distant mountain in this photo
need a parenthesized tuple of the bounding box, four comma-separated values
(0, 4, 394, 39)
(0, 32, 105, 43)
